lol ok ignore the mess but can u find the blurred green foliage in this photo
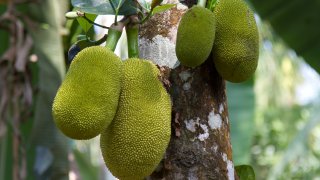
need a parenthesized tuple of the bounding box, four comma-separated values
(229, 19, 320, 179)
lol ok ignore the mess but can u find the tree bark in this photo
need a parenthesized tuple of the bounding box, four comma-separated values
(139, 2, 237, 179)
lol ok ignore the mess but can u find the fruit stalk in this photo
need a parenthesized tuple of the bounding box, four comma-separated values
(126, 23, 139, 58)
(126, 15, 140, 58)
(105, 27, 122, 51)
(105, 17, 130, 51)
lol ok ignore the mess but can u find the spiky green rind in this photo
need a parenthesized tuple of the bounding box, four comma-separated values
(100, 59, 171, 180)
(212, 0, 259, 83)
(52, 46, 122, 140)
(176, 6, 216, 67)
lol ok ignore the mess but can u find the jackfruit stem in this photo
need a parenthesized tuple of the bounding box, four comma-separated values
(105, 17, 130, 51)
(126, 25, 139, 58)
(126, 16, 139, 58)
(105, 28, 122, 51)
(197, 0, 207, 8)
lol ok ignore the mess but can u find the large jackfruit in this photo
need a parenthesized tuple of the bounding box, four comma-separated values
(100, 59, 171, 180)
(212, 0, 259, 83)
(52, 46, 122, 140)
(176, 6, 216, 67)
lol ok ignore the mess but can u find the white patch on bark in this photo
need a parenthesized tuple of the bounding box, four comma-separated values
(219, 104, 224, 114)
(198, 124, 209, 141)
(211, 145, 218, 153)
(184, 118, 210, 141)
(222, 153, 228, 162)
(208, 110, 222, 130)
(139, 35, 179, 68)
(187, 169, 198, 180)
(222, 153, 235, 180)
(183, 82, 191, 91)
(176, 3, 188, 10)
(179, 71, 191, 82)
(227, 160, 235, 180)
(184, 118, 200, 132)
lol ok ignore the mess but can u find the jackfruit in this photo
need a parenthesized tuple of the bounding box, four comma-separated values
(212, 0, 259, 83)
(176, 6, 216, 67)
(100, 59, 171, 180)
(52, 46, 122, 140)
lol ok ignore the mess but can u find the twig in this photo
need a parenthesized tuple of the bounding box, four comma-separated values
(76, 11, 110, 29)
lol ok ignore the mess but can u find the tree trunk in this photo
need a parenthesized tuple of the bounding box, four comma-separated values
(139, 2, 237, 179)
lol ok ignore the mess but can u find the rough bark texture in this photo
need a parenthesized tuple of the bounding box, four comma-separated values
(139, 3, 237, 180)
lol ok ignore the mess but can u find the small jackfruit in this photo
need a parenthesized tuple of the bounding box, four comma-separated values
(100, 59, 171, 180)
(176, 6, 216, 67)
(52, 46, 122, 140)
(212, 0, 259, 83)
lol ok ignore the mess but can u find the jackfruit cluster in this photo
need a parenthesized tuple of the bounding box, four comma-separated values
(100, 59, 172, 180)
(212, 0, 259, 83)
(52, 46, 122, 140)
(176, 6, 216, 67)
(175, 0, 259, 83)
(53, 46, 172, 178)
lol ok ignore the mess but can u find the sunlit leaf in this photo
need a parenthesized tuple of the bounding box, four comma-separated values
(72, 0, 137, 15)
(152, 4, 176, 15)
(76, 13, 97, 33)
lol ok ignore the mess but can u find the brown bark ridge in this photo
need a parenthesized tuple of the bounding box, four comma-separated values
(139, 2, 237, 180)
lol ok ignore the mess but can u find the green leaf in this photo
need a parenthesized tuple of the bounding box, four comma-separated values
(249, 0, 320, 74)
(76, 13, 97, 33)
(65, 19, 84, 45)
(72, 0, 137, 15)
(152, 4, 176, 15)
(235, 165, 255, 180)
